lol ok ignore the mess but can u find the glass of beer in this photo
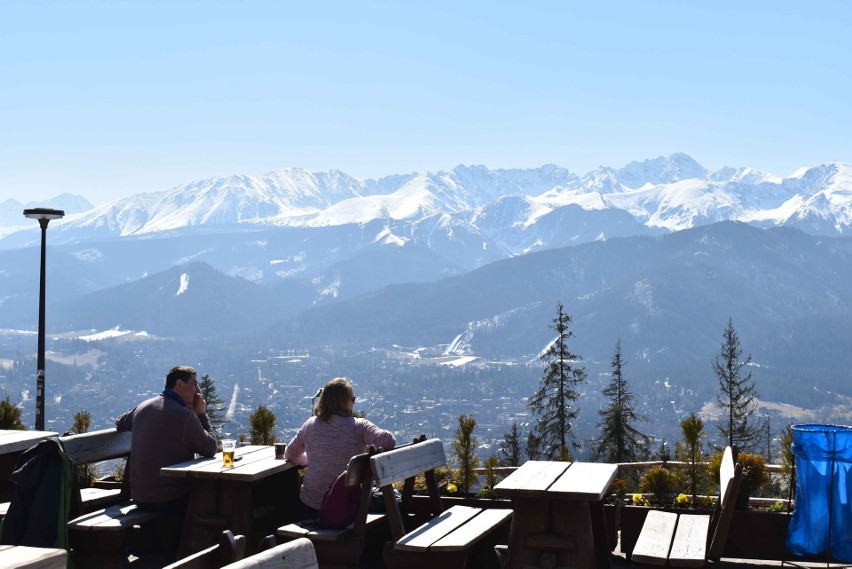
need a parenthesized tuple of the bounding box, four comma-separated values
(222, 439, 236, 468)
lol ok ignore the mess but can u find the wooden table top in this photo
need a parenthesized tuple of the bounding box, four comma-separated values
(0, 429, 58, 455)
(493, 460, 618, 501)
(160, 444, 297, 483)
(0, 544, 67, 569)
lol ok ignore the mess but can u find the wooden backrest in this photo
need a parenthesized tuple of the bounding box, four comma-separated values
(347, 448, 376, 536)
(370, 438, 446, 488)
(163, 530, 246, 569)
(221, 537, 318, 569)
(59, 428, 132, 465)
(370, 437, 446, 540)
(707, 446, 742, 561)
(59, 428, 133, 517)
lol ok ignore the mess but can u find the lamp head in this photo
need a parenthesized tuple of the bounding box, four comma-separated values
(23, 208, 65, 220)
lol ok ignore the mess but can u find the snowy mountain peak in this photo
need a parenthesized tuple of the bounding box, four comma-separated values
(617, 153, 709, 189)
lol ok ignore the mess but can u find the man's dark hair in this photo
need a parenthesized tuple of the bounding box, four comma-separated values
(166, 366, 197, 389)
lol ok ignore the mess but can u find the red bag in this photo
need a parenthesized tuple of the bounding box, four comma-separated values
(317, 470, 360, 529)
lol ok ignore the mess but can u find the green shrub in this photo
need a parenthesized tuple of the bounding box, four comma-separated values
(639, 466, 679, 504)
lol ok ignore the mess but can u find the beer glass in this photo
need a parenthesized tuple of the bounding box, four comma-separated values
(274, 442, 286, 459)
(222, 439, 236, 468)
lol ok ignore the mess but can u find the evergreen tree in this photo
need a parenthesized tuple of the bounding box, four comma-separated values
(498, 422, 522, 467)
(249, 405, 277, 445)
(0, 395, 24, 430)
(481, 455, 501, 498)
(199, 374, 227, 433)
(70, 409, 96, 487)
(714, 318, 760, 451)
(529, 302, 586, 460)
(594, 339, 649, 463)
(526, 430, 542, 461)
(675, 413, 707, 505)
(452, 415, 480, 496)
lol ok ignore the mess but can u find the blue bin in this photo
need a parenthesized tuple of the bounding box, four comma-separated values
(787, 424, 852, 561)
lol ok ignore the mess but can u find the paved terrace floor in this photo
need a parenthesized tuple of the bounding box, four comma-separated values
(125, 539, 852, 568)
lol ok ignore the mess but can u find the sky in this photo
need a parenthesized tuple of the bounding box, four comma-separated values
(1, 1, 851, 206)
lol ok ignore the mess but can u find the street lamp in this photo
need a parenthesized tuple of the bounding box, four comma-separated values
(23, 207, 64, 431)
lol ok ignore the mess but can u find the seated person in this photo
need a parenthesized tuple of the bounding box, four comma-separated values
(116, 365, 217, 552)
(285, 377, 396, 520)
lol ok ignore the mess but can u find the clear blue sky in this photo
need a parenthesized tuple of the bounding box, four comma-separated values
(2, 1, 850, 205)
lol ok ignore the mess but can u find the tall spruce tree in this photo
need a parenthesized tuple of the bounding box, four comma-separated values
(529, 302, 586, 460)
(594, 339, 648, 463)
(452, 415, 480, 496)
(199, 374, 227, 432)
(498, 422, 523, 467)
(249, 405, 277, 445)
(714, 318, 760, 451)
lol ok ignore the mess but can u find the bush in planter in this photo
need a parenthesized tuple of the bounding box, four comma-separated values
(708, 451, 769, 509)
(639, 465, 679, 505)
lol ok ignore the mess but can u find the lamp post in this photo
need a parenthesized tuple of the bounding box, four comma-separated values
(23, 207, 64, 431)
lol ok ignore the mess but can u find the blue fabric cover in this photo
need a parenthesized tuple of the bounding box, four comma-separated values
(787, 424, 852, 561)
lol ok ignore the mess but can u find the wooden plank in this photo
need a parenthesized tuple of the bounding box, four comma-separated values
(79, 487, 122, 510)
(219, 455, 298, 483)
(395, 505, 481, 552)
(59, 429, 131, 464)
(631, 509, 677, 566)
(492, 461, 569, 498)
(0, 430, 58, 455)
(430, 508, 512, 552)
(548, 462, 618, 501)
(0, 545, 67, 569)
(222, 537, 318, 569)
(370, 439, 445, 487)
(161, 445, 269, 478)
(669, 514, 709, 567)
(68, 503, 161, 531)
(707, 448, 743, 561)
(278, 513, 385, 542)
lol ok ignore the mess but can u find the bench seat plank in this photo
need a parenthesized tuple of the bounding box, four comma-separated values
(278, 513, 385, 542)
(430, 508, 512, 552)
(669, 514, 710, 567)
(395, 506, 481, 552)
(79, 487, 122, 510)
(68, 503, 162, 531)
(631, 510, 677, 565)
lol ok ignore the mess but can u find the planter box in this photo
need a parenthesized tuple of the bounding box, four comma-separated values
(620, 505, 801, 562)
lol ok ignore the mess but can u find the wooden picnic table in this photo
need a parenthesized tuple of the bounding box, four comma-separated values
(0, 544, 67, 568)
(493, 460, 618, 569)
(161, 444, 300, 557)
(0, 429, 59, 503)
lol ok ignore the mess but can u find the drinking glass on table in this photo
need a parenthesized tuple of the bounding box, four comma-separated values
(222, 439, 236, 468)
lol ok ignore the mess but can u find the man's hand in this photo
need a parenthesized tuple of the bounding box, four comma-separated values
(190, 392, 207, 415)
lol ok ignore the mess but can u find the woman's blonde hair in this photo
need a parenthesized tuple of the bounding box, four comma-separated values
(314, 377, 354, 421)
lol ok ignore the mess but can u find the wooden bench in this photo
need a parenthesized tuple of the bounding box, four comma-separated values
(277, 447, 386, 568)
(63, 428, 165, 567)
(164, 530, 246, 569)
(631, 446, 742, 567)
(60, 428, 133, 517)
(372, 437, 512, 569)
(221, 537, 319, 569)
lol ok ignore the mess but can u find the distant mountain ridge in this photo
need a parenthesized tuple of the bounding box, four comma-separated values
(2, 155, 851, 252)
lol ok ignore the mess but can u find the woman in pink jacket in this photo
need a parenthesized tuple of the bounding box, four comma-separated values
(285, 377, 396, 520)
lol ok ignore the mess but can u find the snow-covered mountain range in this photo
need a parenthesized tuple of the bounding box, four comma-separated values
(3, 154, 851, 254)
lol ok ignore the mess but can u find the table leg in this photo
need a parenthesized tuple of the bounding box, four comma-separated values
(220, 480, 255, 553)
(504, 497, 550, 569)
(178, 478, 219, 558)
(504, 498, 607, 569)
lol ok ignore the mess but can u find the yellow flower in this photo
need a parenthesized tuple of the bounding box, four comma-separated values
(674, 493, 689, 507)
(446, 483, 458, 493)
(632, 493, 644, 506)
